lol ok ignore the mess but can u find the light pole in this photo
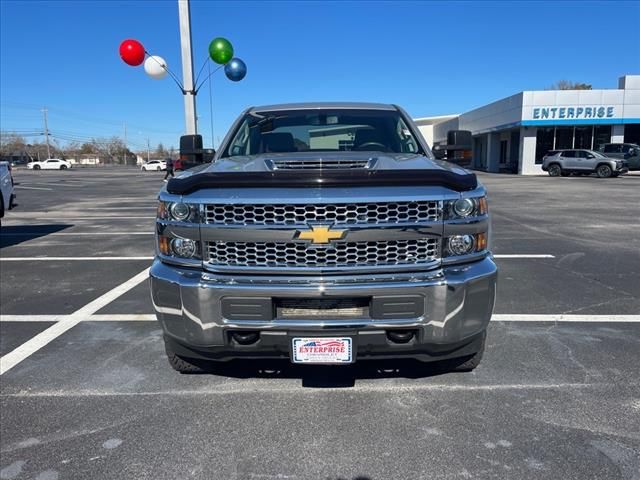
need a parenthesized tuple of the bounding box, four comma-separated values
(177, 0, 197, 135)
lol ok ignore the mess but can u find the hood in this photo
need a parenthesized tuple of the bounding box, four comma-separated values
(167, 152, 477, 195)
(206, 151, 470, 175)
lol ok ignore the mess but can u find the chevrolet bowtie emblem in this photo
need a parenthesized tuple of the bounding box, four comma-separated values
(296, 225, 347, 244)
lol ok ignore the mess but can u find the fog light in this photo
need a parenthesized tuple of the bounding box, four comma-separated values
(453, 198, 475, 217)
(170, 202, 191, 221)
(171, 238, 196, 258)
(448, 235, 475, 255)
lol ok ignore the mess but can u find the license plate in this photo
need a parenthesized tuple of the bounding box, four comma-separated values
(291, 337, 353, 364)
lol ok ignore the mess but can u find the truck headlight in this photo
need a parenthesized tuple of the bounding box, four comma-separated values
(453, 198, 475, 217)
(158, 235, 200, 259)
(170, 202, 191, 221)
(157, 201, 199, 222)
(446, 233, 487, 256)
(448, 235, 475, 255)
(445, 196, 487, 219)
(171, 238, 197, 258)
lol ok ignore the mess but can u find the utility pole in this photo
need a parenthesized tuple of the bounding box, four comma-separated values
(41, 107, 51, 159)
(123, 123, 128, 164)
(147, 138, 150, 162)
(177, 0, 197, 134)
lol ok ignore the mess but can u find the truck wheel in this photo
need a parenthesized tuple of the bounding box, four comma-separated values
(547, 164, 562, 177)
(447, 331, 486, 372)
(164, 338, 205, 374)
(596, 164, 612, 178)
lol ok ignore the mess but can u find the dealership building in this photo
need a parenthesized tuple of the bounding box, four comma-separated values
(415, 75, 640, 174)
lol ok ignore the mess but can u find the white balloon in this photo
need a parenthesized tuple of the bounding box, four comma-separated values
(144, 55, 168, 79)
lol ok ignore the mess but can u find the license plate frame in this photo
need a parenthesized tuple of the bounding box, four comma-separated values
(291, 337, 353, 364)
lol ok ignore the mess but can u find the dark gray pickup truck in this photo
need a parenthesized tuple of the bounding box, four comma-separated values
(150, 102, 497, 372)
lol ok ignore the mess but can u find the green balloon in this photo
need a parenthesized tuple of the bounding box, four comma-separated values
(209, 37, 234, 64)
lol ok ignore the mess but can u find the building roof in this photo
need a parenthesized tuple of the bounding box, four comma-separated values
(414, 114, 460, 126)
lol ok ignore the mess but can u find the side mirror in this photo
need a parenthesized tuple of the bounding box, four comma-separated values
(432, 145, 446, 160)
(586, 154, 595, 159)
(628, 148, 637, 156)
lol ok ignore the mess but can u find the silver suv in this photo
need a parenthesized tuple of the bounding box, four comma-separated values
(541, 149, 629, 178)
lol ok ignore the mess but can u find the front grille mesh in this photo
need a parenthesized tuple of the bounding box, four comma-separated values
(206, 239, 439, 269)
(204, 201, 440, 226)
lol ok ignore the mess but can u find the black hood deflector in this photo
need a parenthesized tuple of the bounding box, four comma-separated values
(167, 169, 477, 195)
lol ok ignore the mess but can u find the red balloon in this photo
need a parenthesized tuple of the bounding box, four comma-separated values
(119, 39, 145, 66)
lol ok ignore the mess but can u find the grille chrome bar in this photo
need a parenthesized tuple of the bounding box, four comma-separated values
(266, 158, 374, 170)
(206, 239, 439, 269)
(204, 201, 440, 226)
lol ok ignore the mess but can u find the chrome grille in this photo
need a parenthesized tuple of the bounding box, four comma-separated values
(206, 239, 439, 269)
(204, 201, 440, 226)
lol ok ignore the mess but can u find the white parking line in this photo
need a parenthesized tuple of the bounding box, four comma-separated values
(493, 254, 555, 259)
(2, 314, 639, 323)
(14, 186, 53, 191)
(1, 232, 154, 236)
(0, 268, 150, 375)
(491, 314, 640, 322)
(0, 257, 154, 261)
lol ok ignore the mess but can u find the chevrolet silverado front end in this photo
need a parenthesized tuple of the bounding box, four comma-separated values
(150, 103, 497, 372)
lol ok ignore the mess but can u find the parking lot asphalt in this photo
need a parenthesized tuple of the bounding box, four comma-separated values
(1, 168, 639, 479)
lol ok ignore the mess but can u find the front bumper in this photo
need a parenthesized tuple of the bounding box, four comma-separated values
(150, 256, 497, 361)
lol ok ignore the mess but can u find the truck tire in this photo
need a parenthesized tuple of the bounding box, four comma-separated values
(547, 164, 562, 177)
(596, 164, 612, 178)
(164, 337, 205, 374)
(447, 331, 486, 372)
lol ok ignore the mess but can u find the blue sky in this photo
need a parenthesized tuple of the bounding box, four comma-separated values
(1, 0, 639, 152)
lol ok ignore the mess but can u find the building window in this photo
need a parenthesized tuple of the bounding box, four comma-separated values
(499, 140, 508, 164)
(555, 127, 573, 150)
(574, 126, 593, 149)
(624, 124, 640, 145)
(535, 127, 555, 164)
(594, 125, 612, 150)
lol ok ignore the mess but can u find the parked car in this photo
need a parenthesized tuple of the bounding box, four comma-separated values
(0, 160, 16, 220)
(596, 143, 640, 170)
(27, 158, 72, 170)
(141, 160, 167, 171)
(541, 149, 628, 178)
(151, 102, 497, 373)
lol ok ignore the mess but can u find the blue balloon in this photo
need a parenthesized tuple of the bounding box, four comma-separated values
(224, 57, 247, 82)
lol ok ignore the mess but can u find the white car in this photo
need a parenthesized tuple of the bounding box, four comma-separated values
(141, 160, 167, 171)
(27, 158, 72, 170)
(1, 161, 16, 220)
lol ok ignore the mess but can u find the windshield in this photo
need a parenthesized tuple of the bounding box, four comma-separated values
(221, 109, 425, 157)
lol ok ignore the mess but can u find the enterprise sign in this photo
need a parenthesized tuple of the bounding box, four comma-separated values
(532, 106, 615, 120)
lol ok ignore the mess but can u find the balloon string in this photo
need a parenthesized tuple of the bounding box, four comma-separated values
(145, 51, 186, 93)
(208, 62, 215, 150)
(195, 64, 223, 94)
(194, 55, 210, 87)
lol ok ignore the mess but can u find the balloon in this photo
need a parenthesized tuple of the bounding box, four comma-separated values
(224, 58, 247, 82)
(144, 55, 168, 79)
(209, 37, 234, 65)
(119, 39, 145, 66)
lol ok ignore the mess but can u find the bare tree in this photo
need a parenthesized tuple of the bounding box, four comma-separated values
(548, 80, 592, 90)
